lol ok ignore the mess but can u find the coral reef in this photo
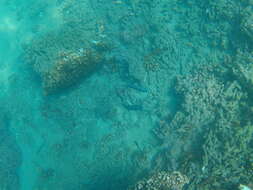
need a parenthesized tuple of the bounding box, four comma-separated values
(42, 48, 103, 95)
(17, 0, 253, 189)
(152, 57, 252, 189)
(128, 171, 189, 190)
(21, 0, 112, 95)
(21, 22, 111, 95)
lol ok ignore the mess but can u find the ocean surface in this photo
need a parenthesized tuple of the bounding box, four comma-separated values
(0, 0, 252, 190)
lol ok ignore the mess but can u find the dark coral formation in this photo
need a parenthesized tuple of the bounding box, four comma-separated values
(42, 48, 103, 95)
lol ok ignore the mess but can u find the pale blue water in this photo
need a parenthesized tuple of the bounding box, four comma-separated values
(0, 0, 252, 190)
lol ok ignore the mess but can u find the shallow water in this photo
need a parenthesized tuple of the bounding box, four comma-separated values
(0, 0, 252, 190)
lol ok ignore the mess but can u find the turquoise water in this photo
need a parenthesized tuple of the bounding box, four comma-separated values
(0, 0, 252, 190)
